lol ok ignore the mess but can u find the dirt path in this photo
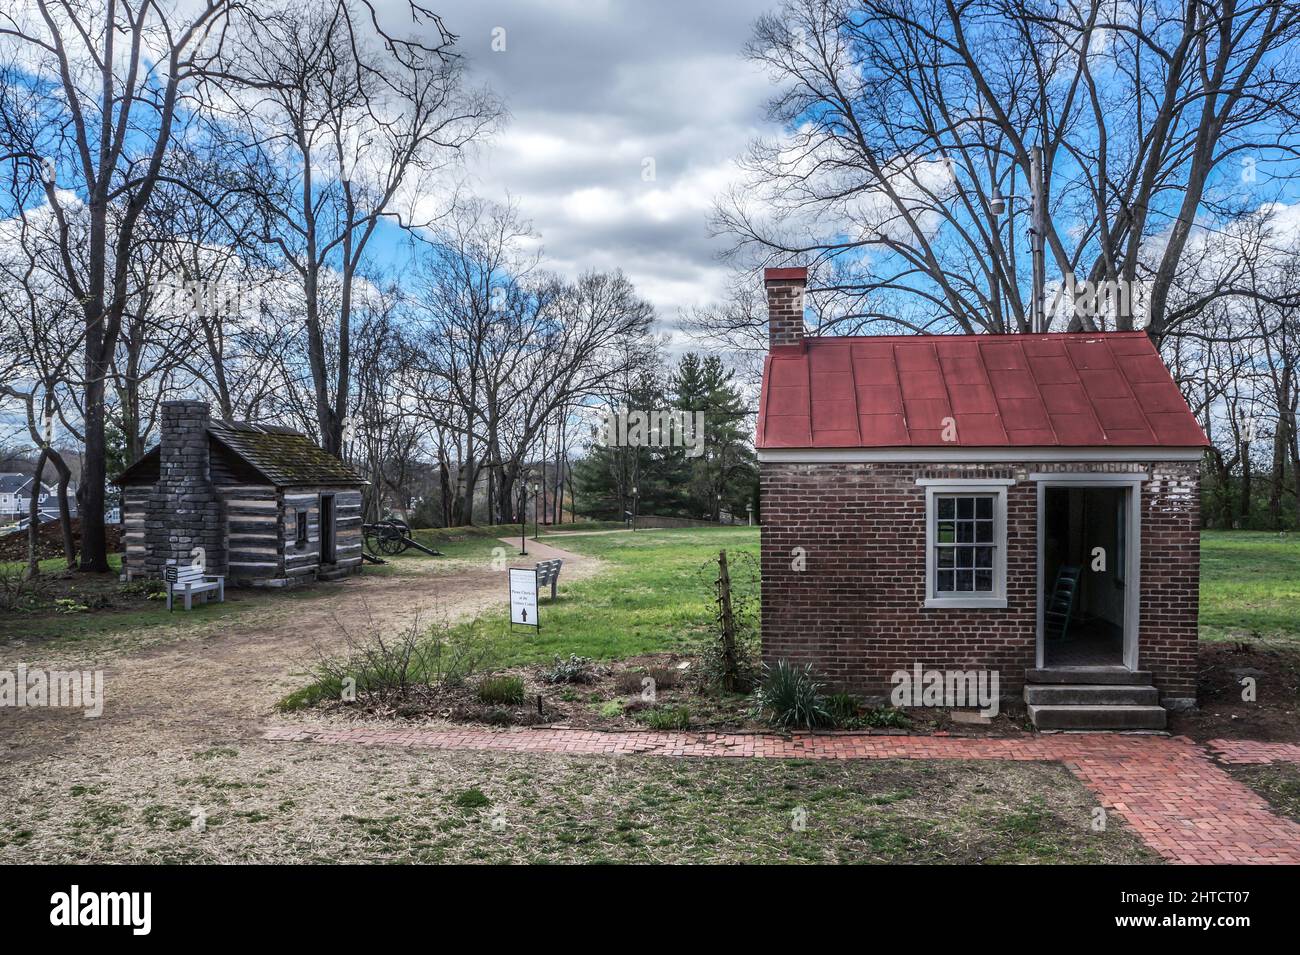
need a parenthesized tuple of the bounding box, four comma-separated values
(0, 540, 601, 763)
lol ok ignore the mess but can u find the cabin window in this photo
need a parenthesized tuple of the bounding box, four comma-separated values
(295, 510, 308, 548)
(920, 481, 1009, 609)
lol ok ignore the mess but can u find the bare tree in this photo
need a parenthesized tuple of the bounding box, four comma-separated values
(203, 0, 500, 456)
(715, 0, 1300, 338)
(0, 0, 243, 570)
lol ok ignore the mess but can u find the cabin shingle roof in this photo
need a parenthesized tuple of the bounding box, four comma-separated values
(206, 419, 363, 487)
(112, 420, 364, 488)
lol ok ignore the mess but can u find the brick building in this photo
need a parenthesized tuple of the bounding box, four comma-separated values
(756, 268, 1208, 729)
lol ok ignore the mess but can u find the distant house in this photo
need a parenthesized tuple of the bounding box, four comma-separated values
(755, 268, 1208, 730)
(0, 472, 78, 524)
(0, 473, 26, 522)
(113, 400, 366, 586)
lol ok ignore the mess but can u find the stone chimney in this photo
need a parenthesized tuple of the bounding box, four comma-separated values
(145, 400, 225, 579)
(765, 266, 807, 349)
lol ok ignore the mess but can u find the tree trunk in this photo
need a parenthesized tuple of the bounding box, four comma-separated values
(25, 451, 49, 580)
(80, 347, 111, 572)
(1240, 439, 1252, 527)
(49, 455, 76, 568)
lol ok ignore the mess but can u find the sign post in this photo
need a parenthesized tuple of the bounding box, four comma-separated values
(509, 566, 539, 631)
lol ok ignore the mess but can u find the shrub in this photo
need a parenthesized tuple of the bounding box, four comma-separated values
(647, 666, 680, 689)
(0, 568, 51, 612)
(861, 706, 911, 729)
(476, 675, 525, 706)
(638, 705, 691, 730)
(543, 654, 594, 684)
(614, 670, 648, 694)
(420, 618, 494, 688)
(614, 666, 680, 696)
(825, 692, 861, 727)
(286, 611, 497, 712)
(755, 661, 832, 730)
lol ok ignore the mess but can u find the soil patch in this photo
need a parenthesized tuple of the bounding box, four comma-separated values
(0, 517, 121, 563)
(1169, 641, 1300, 742)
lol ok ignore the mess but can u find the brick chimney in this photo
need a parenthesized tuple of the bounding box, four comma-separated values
(145, 399, 226, 579)
(765, 266, 807, 349)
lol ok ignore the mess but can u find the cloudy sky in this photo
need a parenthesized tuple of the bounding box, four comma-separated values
(381, 0, 782, 334)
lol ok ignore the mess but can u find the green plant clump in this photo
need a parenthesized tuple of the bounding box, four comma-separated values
(755, 660, 832, 730)
(476, 675, 525, 706)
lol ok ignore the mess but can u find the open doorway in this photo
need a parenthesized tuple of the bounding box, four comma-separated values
(320, 493, 336, 565)
(1041, 485, 1130, 667)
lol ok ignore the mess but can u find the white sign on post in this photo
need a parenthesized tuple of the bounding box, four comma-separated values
(509, 567, 539, 628)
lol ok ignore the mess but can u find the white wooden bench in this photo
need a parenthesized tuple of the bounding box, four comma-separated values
(535, 558, 563, 600)
(165, 562, 225, 611)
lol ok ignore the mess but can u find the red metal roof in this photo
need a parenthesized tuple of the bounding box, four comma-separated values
(757, 332, 1209, 450)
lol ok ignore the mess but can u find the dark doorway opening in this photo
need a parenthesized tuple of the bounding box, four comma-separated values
(320, 494, 336, 564)
(1042, 486, 1128, 667)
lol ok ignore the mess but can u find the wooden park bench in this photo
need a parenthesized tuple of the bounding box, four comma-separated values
(165, 561, 225, 612)
(535, 558, 563, 600)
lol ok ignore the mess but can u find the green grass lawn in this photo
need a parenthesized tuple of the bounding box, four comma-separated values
(1198, 531, 1300, 644)
(447, 526, 759, 668)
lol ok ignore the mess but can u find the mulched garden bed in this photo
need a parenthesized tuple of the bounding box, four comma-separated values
(311, 651, 1037, 737)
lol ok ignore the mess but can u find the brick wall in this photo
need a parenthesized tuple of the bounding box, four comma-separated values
(759, 459, 1200, 707)
(765, 268, 806, 348)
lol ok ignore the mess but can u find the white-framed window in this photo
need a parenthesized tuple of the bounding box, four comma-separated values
(920, 480, 1011, 609)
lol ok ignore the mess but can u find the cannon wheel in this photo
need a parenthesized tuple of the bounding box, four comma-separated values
(379, 519, 409, 555)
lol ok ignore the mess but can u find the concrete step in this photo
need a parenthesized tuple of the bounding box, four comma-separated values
(1027, 704, 1167, 731)
(1024, 683, 1160, 706)
(1025, 666, 1152, 686)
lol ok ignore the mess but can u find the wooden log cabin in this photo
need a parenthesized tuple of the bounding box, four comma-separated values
(114, 400, 366, 586)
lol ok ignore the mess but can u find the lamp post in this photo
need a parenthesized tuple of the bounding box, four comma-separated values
(518, 480, 528, 557)
(630, 485, 638, 532)
(989, 146, 1045, 334)
(532, 482, 540, 541)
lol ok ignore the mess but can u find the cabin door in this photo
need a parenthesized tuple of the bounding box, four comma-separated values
(1035, 477, 1141, 671)
(320, 494, 337, 564)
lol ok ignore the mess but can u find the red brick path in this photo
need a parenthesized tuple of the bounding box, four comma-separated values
(263, 725, 1300, 864)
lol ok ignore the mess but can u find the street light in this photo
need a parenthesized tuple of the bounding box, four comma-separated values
(518, 480, 528, 557)
(988, 146, 1046, 334)
(630, 484, 639, 532)
(532, 482, 540, 541)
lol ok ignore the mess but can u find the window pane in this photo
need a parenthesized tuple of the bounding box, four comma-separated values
(976, 496, 992, 519)
(975, 569, 993, 591)
(938, 570, 955, 592)
(957, 521, 974, 543)
(975, 546, 993, 568)
(938, 548, 954, 568)
(957, 497, 974, 519)
(957, 547, 974, 567)
(938, 498, 955, 519)
(975, 520, 993, 543)
(938, 521, 955, 543)
(956, 570, 973, 591)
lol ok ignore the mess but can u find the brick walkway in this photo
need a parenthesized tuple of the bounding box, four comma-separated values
(263, 725, 1300, 864)
(1208, 738, 1300, 765)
